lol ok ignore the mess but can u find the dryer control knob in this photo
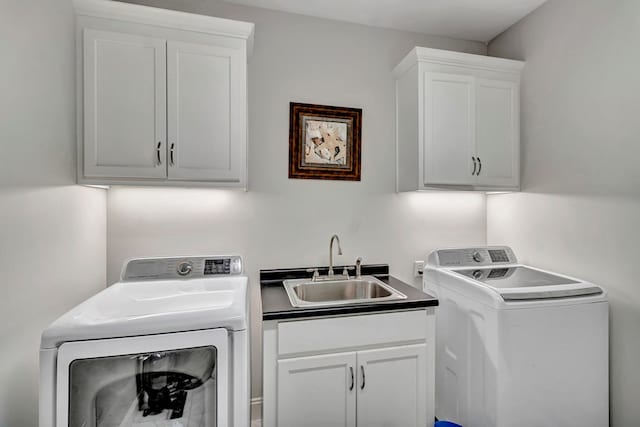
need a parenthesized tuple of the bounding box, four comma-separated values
(177, 260, 193, 276)
(472, 251, 484, 263)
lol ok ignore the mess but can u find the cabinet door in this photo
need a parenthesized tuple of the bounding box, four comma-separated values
(277, 352, 356, 427)
(423, 72, 475, 186)
(475, 79, 519, 188)
(83, 29, 167, 178)
(167, 41, 246, 185)
(357, 344, 427, 427)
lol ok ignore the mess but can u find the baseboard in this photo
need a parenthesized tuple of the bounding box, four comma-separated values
(251, 397, 262, 422)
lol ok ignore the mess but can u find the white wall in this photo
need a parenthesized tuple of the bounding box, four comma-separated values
(487, 1, 640, 425)
(111, 0, 488, 400)
(0, 1, 107, 426)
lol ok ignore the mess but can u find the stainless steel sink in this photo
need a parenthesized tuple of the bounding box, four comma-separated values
(283, 275, 407, 308)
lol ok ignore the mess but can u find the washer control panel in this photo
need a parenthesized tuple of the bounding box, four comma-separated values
(122, 256, 243, 281)
(204, 258, 239, 276)
(427, 247, 516, 268)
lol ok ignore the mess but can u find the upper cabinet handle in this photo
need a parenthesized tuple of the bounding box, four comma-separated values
(349, 366, 354, 391)
(170, 143, 175, 166)
(471, 156, 477, 176)
(477, 157, 482, 176)
(156, 141, 162, 165)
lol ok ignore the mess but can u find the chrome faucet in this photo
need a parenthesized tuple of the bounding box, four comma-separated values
(328, 234, 342, 277)
(355, 257, 362, 279)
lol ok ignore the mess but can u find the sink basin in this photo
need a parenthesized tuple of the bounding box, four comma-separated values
(283, 275, 407, 308)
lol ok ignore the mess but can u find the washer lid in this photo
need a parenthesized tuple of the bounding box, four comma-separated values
(453, 266, 603, 301)
(41, 276, 248, 348)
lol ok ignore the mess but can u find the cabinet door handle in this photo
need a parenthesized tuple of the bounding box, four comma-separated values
(360, 365, 365, 390)
(156, 142, 162, 165)
(170, 143, 175, 166)
(477, 157, 482, 176)
(471, 156, 477, 176)
(349, 366, 354, 391)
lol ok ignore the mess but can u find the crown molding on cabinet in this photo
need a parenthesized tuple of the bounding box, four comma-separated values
(393, 47, 524, 77)
(73, 0, 255, 54)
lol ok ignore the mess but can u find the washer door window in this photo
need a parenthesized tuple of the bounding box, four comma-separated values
(56, 329, 229, 427)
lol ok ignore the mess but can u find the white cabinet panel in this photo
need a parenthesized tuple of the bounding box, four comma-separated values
(394, 47, 523, 191)
(76, 0, 253, 187)
(423, 72, 475, 186)
(475, 79, 519, 188)
(83, 29, 166, 178)
(277, 310, 428, 356)
(167, 41, 246, 184)
(277, 352, 356, 427)
(357, 344, 427, 427)
(262, 310, 435, 427)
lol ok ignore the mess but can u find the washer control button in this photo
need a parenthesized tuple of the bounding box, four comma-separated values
(177, 260, 193, 276)
(231, 257, 242, 274)
(472, 251, 484, 263)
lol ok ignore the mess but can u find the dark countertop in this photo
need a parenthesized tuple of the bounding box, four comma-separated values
(260, 264, 439, 321)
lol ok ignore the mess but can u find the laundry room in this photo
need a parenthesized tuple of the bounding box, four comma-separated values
(1, 0, 639, 426)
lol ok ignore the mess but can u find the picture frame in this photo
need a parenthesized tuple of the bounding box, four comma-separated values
(288, 102, 362, 181)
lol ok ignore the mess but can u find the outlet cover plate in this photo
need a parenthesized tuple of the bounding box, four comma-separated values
(413, 260, 425, 277)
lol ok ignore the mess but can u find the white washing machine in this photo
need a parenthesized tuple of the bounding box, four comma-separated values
(39, 255, 249, 427)
(424, 247, 608, 427)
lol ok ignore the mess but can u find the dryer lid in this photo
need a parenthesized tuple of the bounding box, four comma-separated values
(41, 276, 248, 348)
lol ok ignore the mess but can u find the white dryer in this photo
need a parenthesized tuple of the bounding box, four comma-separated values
(424, 247, 608, 427)
(39, 255, 249, 427)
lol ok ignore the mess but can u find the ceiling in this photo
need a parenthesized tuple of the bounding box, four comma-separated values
(223, 0, 547, 42)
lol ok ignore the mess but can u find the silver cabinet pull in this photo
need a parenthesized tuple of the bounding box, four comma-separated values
(349, 366, 354, 391)
(477, 157, 482, 176)
(360, 365, 365, 390)
(170, 143, 175, 166)
(156, 142, 162, 165)
(472, 156, 477, 176)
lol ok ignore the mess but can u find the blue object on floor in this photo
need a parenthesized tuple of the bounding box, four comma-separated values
(434, 421, 463, 427)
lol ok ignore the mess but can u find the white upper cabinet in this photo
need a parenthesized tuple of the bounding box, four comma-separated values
(395, 47, 523, 191)
(167, 41, 246, 183)
(475, 78, 519, 188)
(75, 0, 253, 188)
(83, 29, 167, 179)
(423, 72, 475, 186)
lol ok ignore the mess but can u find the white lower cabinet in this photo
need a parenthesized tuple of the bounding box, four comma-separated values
(263, 309, 435, 427)
(277, 352, 357, 427)
(357, 344, 427, 427)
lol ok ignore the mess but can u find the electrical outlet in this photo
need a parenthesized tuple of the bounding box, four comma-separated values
(413, 260, 425, 277)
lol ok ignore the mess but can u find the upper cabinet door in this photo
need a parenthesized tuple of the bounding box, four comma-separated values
(277, 352, 356, 427)
(423, 72, 476, 187)
(167, 41, 246, 185)
(356, 344, 428, 427)
(83, 29, 167, 178)
(475, 79, 519, 188)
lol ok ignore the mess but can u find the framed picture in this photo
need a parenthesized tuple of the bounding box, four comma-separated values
(288, 102, 362, 181)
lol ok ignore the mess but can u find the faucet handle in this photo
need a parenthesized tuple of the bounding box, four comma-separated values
(306, 268, 320, 281)
(341, 266, 354, 278)
(355, 257, 362, 278)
